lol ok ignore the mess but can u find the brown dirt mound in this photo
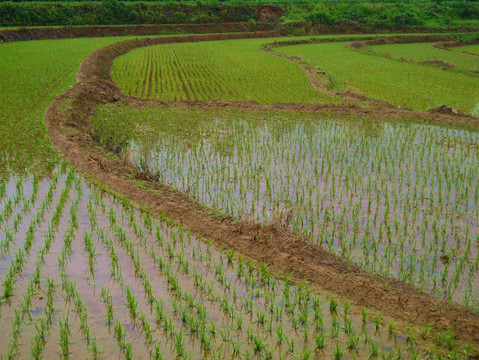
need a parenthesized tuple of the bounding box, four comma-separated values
(45, 32, 479, 351)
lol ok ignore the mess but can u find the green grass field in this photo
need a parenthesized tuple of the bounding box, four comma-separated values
(275, 41, 479, 115)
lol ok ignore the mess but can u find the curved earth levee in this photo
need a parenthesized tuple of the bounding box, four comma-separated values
(45, 32, 479, 349)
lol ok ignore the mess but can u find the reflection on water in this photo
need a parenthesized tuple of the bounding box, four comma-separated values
(129, 113, 479, 308)
(0, 167, 424, 359)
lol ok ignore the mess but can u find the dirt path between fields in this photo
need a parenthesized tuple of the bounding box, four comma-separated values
(45, 32, 479, 351)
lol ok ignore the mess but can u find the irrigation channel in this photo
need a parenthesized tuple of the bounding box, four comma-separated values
(0, 31, 476, 358)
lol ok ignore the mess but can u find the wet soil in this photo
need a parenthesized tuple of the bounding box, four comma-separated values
(44, 32, 479, 349)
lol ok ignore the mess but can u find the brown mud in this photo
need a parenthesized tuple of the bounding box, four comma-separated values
(44, 32, 479, 350)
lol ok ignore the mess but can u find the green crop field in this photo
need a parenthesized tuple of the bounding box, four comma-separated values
(0, 35, 152, 175)
(367, 42, 479, 75)
(455, 44, 479, 56)
(112, 38, 335, 104)
(1, 28, 479, 360)
(275, 41, 479, 116)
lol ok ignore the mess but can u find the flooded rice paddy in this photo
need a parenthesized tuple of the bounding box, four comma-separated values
(0, 165, 429, 359)
(92, 106, 479, 310)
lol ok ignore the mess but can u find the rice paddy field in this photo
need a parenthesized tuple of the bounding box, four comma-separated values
(454, 44, 479, 56)
(92, 105, 479, 308)
(111, 38, 333, 104)
(366, 42, 479, 75)
(273, 40, 479, 115)
(1, 30, 479, 360)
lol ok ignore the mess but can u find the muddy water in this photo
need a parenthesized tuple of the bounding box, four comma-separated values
(0, 168, 424, 359)
(124, 108, 479, 309)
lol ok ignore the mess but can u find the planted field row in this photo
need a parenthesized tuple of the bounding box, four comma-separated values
(0, 166, 440, 359)
(112, 38, 333, 105)
(113, 44, 241, 102)
(93, 105, 479, 310)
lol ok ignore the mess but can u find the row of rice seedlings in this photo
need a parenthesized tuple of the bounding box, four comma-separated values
(58, 311, 71, 360)
(0, 174, 27, 221)
(60, 273, 100, 358)
(1, 166, 74, 303)
(127, 110, 478, 307)
(91, 189, 444, 359)
(84, 192, 154, 359)
(54, 176, 104, 356)
(0, 174, 41, 256)
(30, 278, 56, 359)
(7, 228, 62, 357)
(55, 177, 106, 359)
(103, 212, 193, 358)
(3, 168, 78, 358)
(113, 43, 239, 103)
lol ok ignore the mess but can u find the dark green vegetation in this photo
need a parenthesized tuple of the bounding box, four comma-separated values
(1, 1, 479, 29)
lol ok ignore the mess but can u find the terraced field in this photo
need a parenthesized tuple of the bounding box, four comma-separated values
(455, 44, 479, 56)
(112, 38, 333, 104)
(367, 42, 479, 74)
(274, 40, 479, 115)
(92, 104, 479, 309)
(1, 31, 479, 360)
